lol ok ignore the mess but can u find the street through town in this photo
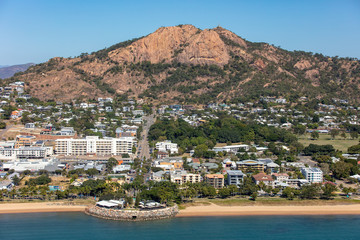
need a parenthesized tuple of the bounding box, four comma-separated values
(137, 114, 156, 160)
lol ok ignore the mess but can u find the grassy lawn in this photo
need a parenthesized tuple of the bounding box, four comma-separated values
(0, 198, 96, 205)
(298, 133, 358, 152)
(179, 196, 360, 208)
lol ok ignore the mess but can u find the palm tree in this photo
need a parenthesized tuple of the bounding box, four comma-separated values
(19, 187, 29, 199)
(9, 189, 17, 199)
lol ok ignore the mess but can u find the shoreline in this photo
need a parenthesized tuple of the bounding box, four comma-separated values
(176, 203, 360, 217)
(1, 202, 360, 217)
(0, 202, 87, 214)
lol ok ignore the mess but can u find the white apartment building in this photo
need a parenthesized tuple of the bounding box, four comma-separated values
(301, 167, 323, 183)
(55, 136, 135, 156)
(170, 171, 202, 185)
(155, 140, 178, 154)
(0, 147, 53, 161)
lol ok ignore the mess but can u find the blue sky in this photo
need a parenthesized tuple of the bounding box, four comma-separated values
(0, 0, 359, 65)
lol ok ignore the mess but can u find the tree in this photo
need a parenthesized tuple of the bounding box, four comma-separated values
(193, 144, 209, 158)
(312, 115, 319, 123)
(202, 185, 217, 198)
(228, 185, 238, 196)
(299, 184, 320, 199)
(340, 132, 347, 140)
(331, 161, 352, 179)
(12, 175, 21, 186)
(218, 187, 231, 198)
(239, 176, 258, 196)
(22, 170, 31, 176)
(342, 187, 356, 197)
(350, 131, 358, 140)
(38, 170, 48, 176)
(0, 121, 6, 129)
(85, 168, 99, 177)
(314, 155, 332, 164)
(303, 144, 335, 156)
(106, 157, 118, 173)
(348, 144, 360, 154)
(311, 131, 319, 140)
(329, 129, 339, 140)
(250, 192, 258, 201)
(293, 125, 306, 135)
(27, 175, 51, 186)
(321, 183, 337, 199)
(271, 188, 280, 196)
(281, 187, 296, 200)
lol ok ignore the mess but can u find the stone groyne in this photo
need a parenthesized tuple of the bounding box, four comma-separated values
(85, 205, 178, 221)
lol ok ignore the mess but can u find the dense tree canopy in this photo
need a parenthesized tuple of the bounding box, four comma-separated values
(149, 116, 299, 152)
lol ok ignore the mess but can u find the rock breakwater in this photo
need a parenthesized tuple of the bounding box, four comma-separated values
(85, 205, 178, 221)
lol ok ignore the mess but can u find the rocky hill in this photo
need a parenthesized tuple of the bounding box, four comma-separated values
(0, 63, 34, 79)
(8, 25, 360, 103)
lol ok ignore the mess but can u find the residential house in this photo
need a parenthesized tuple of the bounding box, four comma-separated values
(252, 173, 274, 187)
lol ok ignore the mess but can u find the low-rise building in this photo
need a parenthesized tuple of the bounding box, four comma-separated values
(115, 125, 138, 137)
(155, 140, 178, 154)
(0, 180, 13, 190)
(271, 173, 289, 182)
(252, 173, 274, 186)
(59, 127, 75, 136)
(212, 144, 249, 153)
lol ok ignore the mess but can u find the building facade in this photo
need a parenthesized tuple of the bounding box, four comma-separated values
(236, 160, 264, 173)
(301, 167, 323, 183)
(226, 170, 244, 186)
(205, 174, 224, 189)
(55, 136, 135, 156)
(155, 140, 178, 154)
(0, 147, 52, 160)
(170, 171, 202, 185)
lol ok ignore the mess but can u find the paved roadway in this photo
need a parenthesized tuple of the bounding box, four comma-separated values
(137, 114, 156, 160)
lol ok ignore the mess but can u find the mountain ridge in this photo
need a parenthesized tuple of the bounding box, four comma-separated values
(6, 25, 360, 103)
(0, 63, 35, 79)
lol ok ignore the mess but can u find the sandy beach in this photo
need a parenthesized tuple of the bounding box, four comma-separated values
(2, 202, 360, 216)
(0, 202, 87, 214)
(177, 203, 360, 217)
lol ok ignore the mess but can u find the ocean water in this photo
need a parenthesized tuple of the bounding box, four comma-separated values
(0, 213, 359, 240)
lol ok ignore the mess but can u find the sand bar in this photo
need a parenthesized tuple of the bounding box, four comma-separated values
(177, 203, 360, 217)
(0, 202, 87, 214)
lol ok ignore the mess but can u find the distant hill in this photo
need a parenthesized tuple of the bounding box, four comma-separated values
(9, 25, 360, 103)
(0, 63, 35, 79)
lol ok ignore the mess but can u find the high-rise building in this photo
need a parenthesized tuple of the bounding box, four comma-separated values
(55, 136, 135, 156)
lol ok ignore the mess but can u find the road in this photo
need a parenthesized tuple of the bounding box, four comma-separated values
(0, 123, 14, 140)
(137, 114, 156, 160)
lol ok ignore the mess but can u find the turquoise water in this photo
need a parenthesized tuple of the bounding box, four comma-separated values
(0, 213, 360, 240)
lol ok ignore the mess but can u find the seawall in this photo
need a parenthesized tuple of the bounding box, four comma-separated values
(85, 205, 178, 221)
